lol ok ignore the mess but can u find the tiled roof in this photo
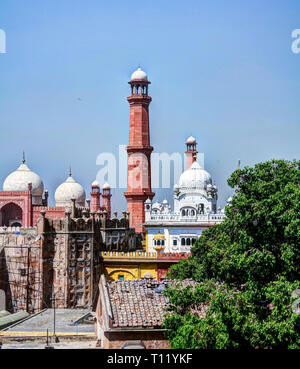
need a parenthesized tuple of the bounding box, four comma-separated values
(107, 279, 197, 328)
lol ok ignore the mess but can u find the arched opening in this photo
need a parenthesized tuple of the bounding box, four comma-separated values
(181, 238, 185, 246)
(0, 203, 23, 227)
(11, 222, 22, 227)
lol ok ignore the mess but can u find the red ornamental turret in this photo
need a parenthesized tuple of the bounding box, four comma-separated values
(124, 67, 155, 234)
(90, 180, 101, 213)
(185, 136, 198, 169)
(102, 182, 112, 218)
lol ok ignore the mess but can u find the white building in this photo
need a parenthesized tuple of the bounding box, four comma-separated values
(145, 136, 226, 253)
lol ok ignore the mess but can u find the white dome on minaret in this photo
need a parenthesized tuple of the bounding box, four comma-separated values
(178, 161, 212, 191)
(186, 136, 196, 144)
(92, 180, 100, 188)
(55, 171, 86, 207)
(103, 182, 111, 190)
(3, 155, 44, 205)
(131, 67, 148, 81)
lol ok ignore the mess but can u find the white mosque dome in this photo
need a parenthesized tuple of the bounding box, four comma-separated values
(186, 136, 196, 144)
(178, 161, 212, 190)
(55, 175, 86, 207)
(131, 67, 148, 81)
(3, 163, 44, 197)
(162, 199, 168, 205)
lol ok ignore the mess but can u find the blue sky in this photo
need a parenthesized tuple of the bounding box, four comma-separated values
(0, 0, 299, 211)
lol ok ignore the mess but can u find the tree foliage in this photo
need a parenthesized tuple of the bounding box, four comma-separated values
(163, 160, 300, 348)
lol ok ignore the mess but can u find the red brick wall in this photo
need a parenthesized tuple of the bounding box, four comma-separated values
(33, 206, 65, 225)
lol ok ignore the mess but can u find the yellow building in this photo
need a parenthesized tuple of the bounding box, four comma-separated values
(100, 250, 183, 281)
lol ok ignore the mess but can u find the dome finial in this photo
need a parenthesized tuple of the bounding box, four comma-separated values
(69, 165, 72, 177)
(22, 151, 26, 164)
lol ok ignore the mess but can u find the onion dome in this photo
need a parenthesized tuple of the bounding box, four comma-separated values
(3, 156, 44, 205)
(186, 136, 196, 144)
(55, 171, 86, 207)
(131, 66, 148, 81)
(178, 161, 212, 190)
(162, 199, 168, 205)
(92, 180, 100, 188)
(103, 182, 111, 190)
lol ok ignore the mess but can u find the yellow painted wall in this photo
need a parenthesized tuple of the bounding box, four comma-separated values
(104, 262, 158, 281)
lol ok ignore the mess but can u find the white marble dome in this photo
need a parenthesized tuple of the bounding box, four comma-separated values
(55, 175, 86, 207)
(178, 161, 212, 190)
(3, 163, 44, 205)
(131, 67, 147, 80)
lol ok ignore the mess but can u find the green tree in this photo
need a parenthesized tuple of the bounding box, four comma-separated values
(163, 160, 300, 348)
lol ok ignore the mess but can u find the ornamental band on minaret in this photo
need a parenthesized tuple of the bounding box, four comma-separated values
(124, 67, 155, 234)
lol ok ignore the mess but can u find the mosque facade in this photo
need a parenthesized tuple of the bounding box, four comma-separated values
(0, 157, 112, 228)
(144, 136, 226, 253)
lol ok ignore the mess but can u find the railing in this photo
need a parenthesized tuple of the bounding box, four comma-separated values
(147, 213, 226, 223)
(101, 251, 157, 259)
(100, 251, 191, 260)
(0, 226, 21, 233)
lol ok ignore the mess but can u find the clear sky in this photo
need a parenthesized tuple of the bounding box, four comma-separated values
(0, 0, 299, 212)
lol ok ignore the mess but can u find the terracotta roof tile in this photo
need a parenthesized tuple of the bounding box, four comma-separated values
(107, 279, 197, 328)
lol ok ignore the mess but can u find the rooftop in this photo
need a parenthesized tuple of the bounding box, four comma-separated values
(107, 279, 197, 329)
(1, 309, 95, 337)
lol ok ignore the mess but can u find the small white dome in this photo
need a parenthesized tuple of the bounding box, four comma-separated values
(92, 180, 100, 187)
(152, 202, 161, 209)
(103, 182, 110, 190)
(177, 161, 212, 191)
(3, 163, 44, 204)
(131, 67, 147, 81)
(55, 175, 86, 207)
(145, 198, 152, 204)
(186, 136, 196, 144)
(162, 199, 168, 205)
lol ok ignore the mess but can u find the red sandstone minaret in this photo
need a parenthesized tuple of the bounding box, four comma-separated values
(90, 180, 101, 213)
(124, 67, 155, 234)
(185, 136, 198, 169)
(102, 182, 112, 218)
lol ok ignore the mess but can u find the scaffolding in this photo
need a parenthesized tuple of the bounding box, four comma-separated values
(0, 242, 43, 313)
